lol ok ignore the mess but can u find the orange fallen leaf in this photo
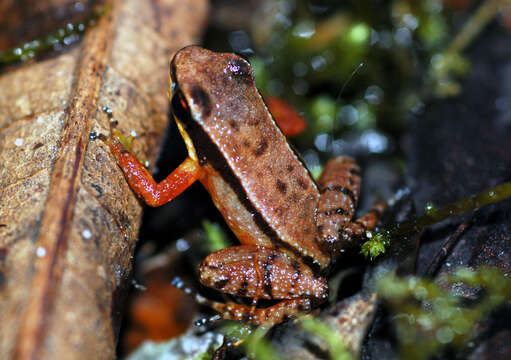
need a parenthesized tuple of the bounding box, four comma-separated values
(265, 95, 307, 136)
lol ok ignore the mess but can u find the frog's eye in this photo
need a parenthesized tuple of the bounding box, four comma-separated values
(171, 90, 190, 120)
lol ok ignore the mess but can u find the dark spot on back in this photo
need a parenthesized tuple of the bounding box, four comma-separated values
(190, 86, 211, 118)
(248, 117, 260, 126)
(276, 179, 287, 194)
(297, 177, 308, 190)
(253, 139, 268, 157)
(242, 140, 250, 148)
(274, 207, 284, 217)
(286, 164, 294, 172)
(228, 119, 240, 131)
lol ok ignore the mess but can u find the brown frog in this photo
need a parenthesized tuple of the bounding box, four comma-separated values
(107, 46, 385, 326)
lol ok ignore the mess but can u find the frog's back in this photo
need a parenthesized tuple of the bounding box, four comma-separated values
(172, 46, 329, 269)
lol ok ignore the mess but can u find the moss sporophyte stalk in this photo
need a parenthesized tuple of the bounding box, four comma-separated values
(361, 180, 511, 259)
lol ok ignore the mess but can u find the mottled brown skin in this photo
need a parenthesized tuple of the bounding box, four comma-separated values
(171, 46, 329, 269)
(108, 46, 385, 326)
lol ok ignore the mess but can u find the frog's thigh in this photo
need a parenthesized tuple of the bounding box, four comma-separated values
(316, 156, 361, 254)
(199, 245, 327, 300)
(205, 297, 312, 327)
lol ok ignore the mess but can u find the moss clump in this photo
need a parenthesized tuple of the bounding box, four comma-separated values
(376, 266, 511, 360)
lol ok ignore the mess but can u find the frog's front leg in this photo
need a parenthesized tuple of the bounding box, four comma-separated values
(105, 106, 204, 207)
(198, 245, 328, 326)
(316, 157, 386, 255)
(108, 137, 202, 206)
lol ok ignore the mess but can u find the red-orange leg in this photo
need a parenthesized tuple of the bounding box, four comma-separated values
(108, 138, 202, 207)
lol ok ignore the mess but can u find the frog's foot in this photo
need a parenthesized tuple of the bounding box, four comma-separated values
(200, 298, 312, 327)
(101, 106, 135, 153)
(173, 275, 313, 327)
(110, 127, 135, 153)
(316, 156, 387, 255)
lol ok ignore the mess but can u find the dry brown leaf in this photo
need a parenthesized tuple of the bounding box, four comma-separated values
(0, 0, 208, 358)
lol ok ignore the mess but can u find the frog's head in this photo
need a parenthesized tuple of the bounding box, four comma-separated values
(169, 45, 255, 126)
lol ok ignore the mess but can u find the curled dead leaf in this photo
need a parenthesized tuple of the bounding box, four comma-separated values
(0, 0, 208, 358)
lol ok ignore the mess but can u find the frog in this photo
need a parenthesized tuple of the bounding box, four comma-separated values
(106, 45, 385, 327)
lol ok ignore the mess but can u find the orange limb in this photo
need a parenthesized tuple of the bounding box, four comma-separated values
(108, 138, 202, 207)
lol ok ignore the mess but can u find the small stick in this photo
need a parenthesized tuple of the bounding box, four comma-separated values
(425, 211, 476, 277)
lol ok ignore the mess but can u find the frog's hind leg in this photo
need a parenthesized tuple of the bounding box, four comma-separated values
(197, 245, 328, 325)
(316, 156, 386, 255)
(198, 297, 313, 327)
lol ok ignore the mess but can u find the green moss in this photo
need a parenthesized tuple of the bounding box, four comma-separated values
(300, 317, 354, 360)
(362, 181, 511, 259)
(244, 327, 284, 360)
(360, 230, 390, 259)
(376, 266, 511, 360)
(0, 5, 110, 65)
(202, 220, 230, 252)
